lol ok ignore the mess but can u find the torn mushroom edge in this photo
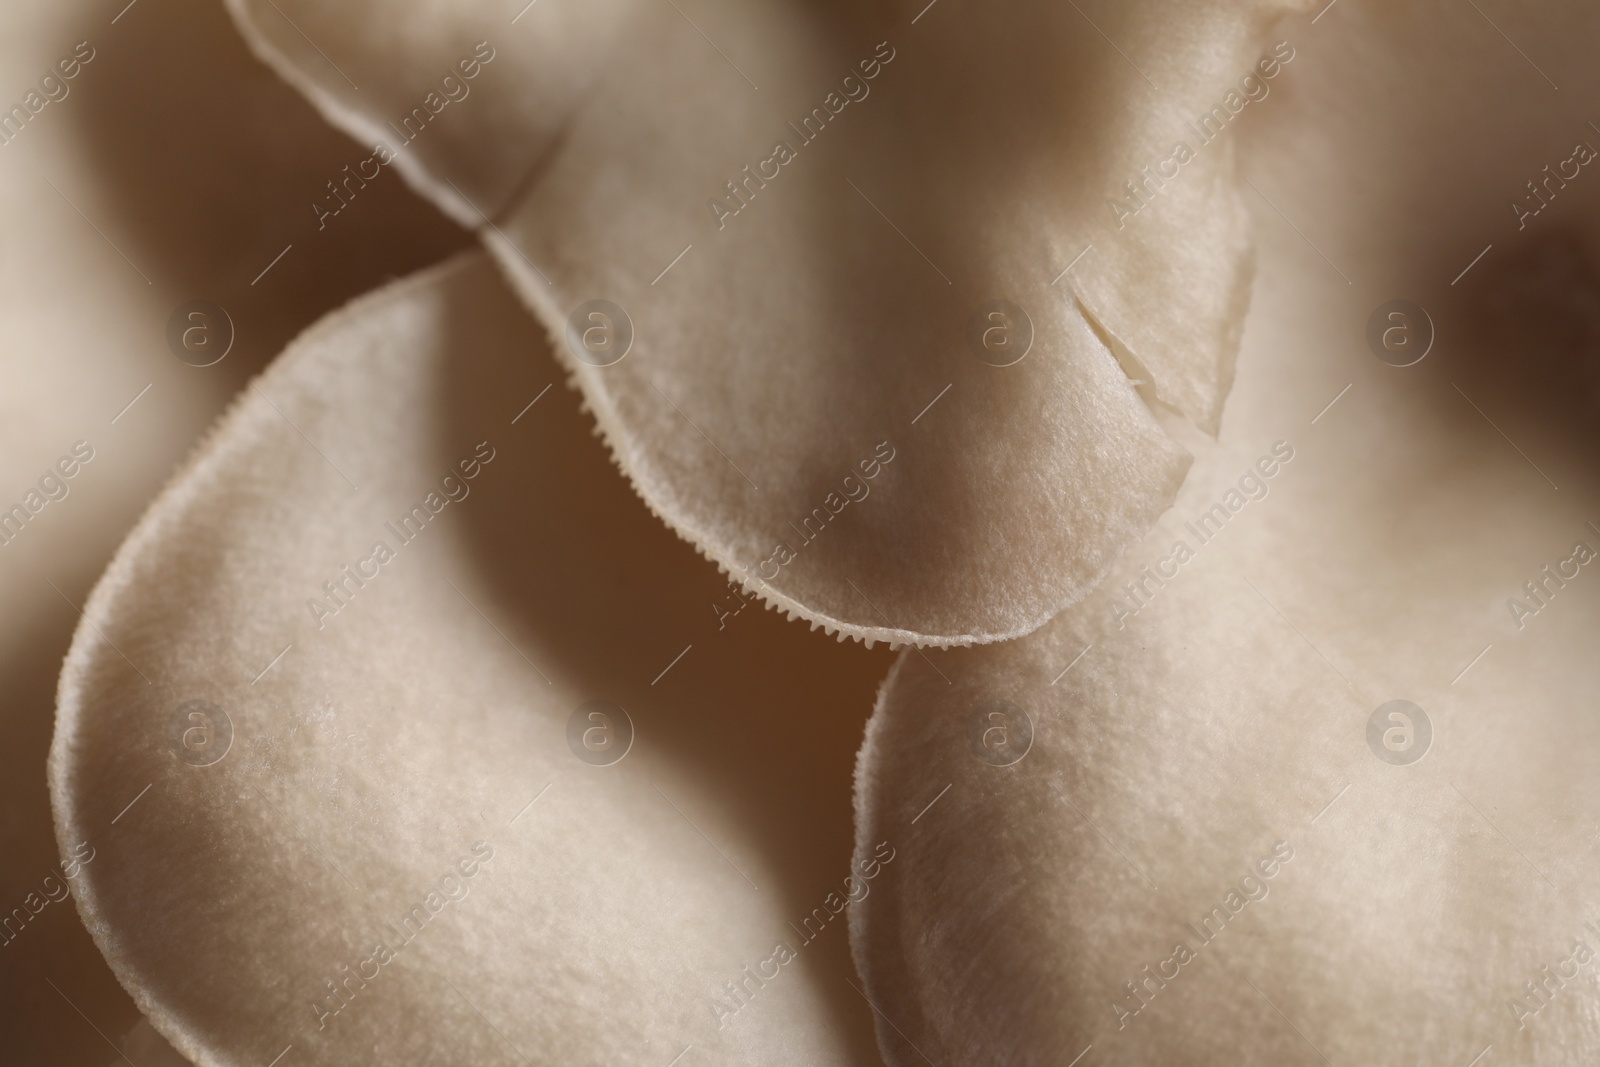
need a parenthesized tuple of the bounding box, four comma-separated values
(220, 0, 1299, 649)
(482, 227, 1194, 651)
(219, 0, 1227, 651)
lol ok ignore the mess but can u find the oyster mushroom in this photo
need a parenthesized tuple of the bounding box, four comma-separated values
(852, 2, 1600, 1061)
(223, 0, 1313, 645)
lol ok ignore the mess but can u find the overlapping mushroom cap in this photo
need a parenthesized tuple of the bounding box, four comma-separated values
(224, 0, 1313, 646)
(52, 253, 891, 1066)
(853, 2, 1600, 1061)
(0, 0, 470, 1057)
(54, 1, 1600, 1065)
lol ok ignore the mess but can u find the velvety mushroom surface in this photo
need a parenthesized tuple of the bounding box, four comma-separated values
(225, 0, 1313, 646)
(0, 0, 467, 1060)
(43, 0, 1600, 1064)
(853, 2, 1600, 1062)
(52, 253, 890, 1066)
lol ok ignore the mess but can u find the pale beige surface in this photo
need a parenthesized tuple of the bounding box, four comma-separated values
(226, 0, 1315, 647)
(222, 0, 641, 226)
(51, 252, 889, 1066)
(853, 1, 1600, 1062)
(30, 0, 1600, 1064)
(0, 0, 465, 1062)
